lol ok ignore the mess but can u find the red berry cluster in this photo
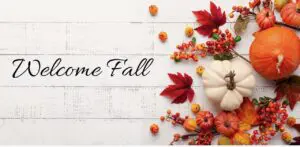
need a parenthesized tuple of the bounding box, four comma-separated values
(161, 109, 186, 126)
(205, 29, 238, 55)
(170, 40, 200, 62)
(250, 98, 289, 145)
(195, 130, 213, 145)
(230, 6, 250, 17)
(170, 29, 240, 62)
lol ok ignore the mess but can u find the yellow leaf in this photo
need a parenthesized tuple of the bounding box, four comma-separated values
(233, 132, 251, 145)
(239, 122, 251, 131)
(218, 136, 233, 145)
(235, 97, 258, 131)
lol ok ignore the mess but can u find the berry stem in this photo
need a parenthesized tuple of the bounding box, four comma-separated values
(181, 133, 198, 139)
(275, 22, 300, 31)
(231, 49, 251, 64)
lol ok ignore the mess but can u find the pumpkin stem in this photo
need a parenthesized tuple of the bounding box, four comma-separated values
(266, 12, 269, 17)
(297, 0, 300, 13)
(224, 71, 236, 90)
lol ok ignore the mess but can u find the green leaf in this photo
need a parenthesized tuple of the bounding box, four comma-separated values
(283, 99, 289, 105)
(252, 98, 259, 106)
(213, 52, 234, 61)
(234, 15, 250, 35)
(192, 37, 197, 44)
(234, 36, 242, 42)
(212, 33, 219, 40)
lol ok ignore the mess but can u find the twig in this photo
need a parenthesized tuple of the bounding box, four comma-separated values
(231, 49, 251, 64)
(249, 11, 300, 31)
(181, 133, 198, 139)
(275, 22, 300, 31)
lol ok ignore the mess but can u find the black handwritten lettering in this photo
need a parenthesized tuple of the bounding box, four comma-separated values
(12, 57, 153, 78)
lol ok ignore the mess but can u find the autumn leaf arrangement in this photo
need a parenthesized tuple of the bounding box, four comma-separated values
(149, 0, 300, 145)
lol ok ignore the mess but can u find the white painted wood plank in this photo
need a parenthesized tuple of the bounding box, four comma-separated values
(0, 86, 299, 119)
(0, 55, 288, 87)
(0, 0, 247, 22)
(68, 23, 154, 55)
(0, 24, 26, 53)
(0, 119, 298, 144)
(25, 23, 67, 54)
(1, 22, 299, 55)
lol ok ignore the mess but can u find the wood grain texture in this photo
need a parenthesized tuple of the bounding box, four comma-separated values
(0, 0, 299, 144)
(0, 119, 298, 145)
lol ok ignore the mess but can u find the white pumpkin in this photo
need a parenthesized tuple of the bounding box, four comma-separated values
(202, 59, 256, 111)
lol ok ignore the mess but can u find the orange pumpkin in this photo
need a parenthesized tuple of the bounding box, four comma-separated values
(250, 27, 300, 80)
(214, 111, 239, 137)
(256, 8, 276, 29)
(281, 2, 300, 27)
(196, 111, 214, 130)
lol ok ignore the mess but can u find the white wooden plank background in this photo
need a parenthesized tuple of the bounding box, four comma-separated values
(0, 0, 299, 145)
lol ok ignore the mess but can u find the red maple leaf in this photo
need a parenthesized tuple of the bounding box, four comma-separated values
(160, 73, 195, 104)
(275, 75, 300, 110)
(192, 1, 226, 36)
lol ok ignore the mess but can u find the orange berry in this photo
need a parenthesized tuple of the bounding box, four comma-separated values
(172, 120, 176, 126)
(196, 44, 204, 50)
(160, 116, 165, 122)
(150, 124, 159, 135)
(212, 29, 218, 33)
(167, 109, 171, 114)
(173, 133, 181, 141)
(170, 54, 175, 60)
(185, 26, 194, 37)
(287, 117, 296, 127)
(196, 66, 205, 76)
(200, 52, 207, 57)
(281, 132, 292, 143)
(149, 5, 158, 16)
(158, 31, 168, 42)
(191, 103, 201, 113)
(229, 12, 234, 18)
(279, 127, 285, 132)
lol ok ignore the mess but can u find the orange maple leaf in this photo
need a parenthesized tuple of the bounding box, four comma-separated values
(235, 97, 259, 131)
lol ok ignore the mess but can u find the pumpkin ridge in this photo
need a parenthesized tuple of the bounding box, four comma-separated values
(203, 68, 226, 86)
(236, 75, 255, 88)
(205, 86, 227, 103)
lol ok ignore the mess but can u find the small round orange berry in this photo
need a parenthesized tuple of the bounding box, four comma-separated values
(167, 109, 171, 115)
(185, 26, 194, 37)
(279, 127, 285, 132)
(229, 12, 234, 18)
(196, 66, 205, 76)
(281, 131, 292, 143)
(150, 123, 159, 135)
(149, 5, 158, 16)
(160, 116, 165, 122)
(191, 103, 201, 113)
(287, 117, 296, 127)
(196, 44, 204, 50)
(158, 31, 168, 42)
(173, 133, 181, 141)
(172, 120, 176, 126)
(212, 29, 218, 33)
